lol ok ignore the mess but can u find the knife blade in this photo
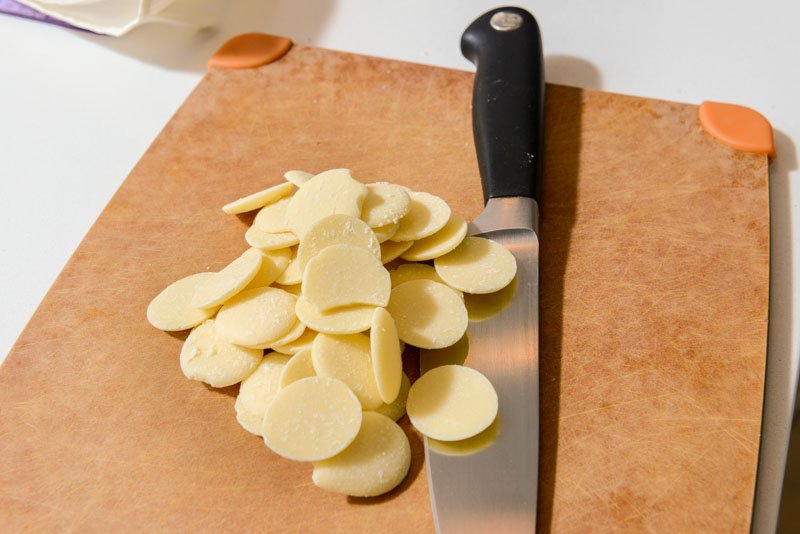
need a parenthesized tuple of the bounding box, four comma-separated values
(425, 7, 544, 533)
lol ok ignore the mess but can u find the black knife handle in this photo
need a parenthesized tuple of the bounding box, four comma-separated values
(461, 7, 545, 203)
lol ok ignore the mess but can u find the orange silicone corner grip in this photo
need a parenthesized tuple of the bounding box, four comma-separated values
(699, 101, 775, 159)
(208, 33, 293, 70)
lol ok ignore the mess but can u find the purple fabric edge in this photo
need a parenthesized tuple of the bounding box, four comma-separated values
(0, 0, 95, 32)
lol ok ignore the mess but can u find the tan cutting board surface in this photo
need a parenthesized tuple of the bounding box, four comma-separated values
(0, 44, 768, 532)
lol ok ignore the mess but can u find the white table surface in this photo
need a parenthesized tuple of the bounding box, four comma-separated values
(1, 1, 797, 531)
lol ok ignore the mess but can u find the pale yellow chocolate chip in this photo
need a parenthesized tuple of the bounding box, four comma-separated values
(271, 327, 317, 354)
(302, 245, 390, 312)
(191, 248, 263, 309)
(147, 272, 220, 332)
(312, 333, 383, 410)
(391, 191, 451, 242)
(380, 240, 413, 264)
(253, 197, 291, 233)
(427, 417, 501, 457)
(296, 214, 380, 272)
(372, 222, 399, 243)
(375, 372, 411, 421)
(463, 275, 519, 321)
(401, 214, 467, 261)
(389, 263, 435, 287)
(245, 247, 292, 290)
(434, 236, 517, 294)
(284, 170, 313, 187)
(179, 319, 262, 388)
(275, 247, 302, 286)
(360, 183, 411, 227)
(370, 308, 402, 404)
(387, 279, 468, 350)
(235, 352, 291, 435)
(245, 227, 299, 251)
(240, 340, 279, 351)
(420, 334, 469, 375)
(222, 181, 295, 214)
(389, 263, 463, 298)
(295, 297, 374, 335)
(312, 412, 410, 497)
(285, 169, 367, 239)
(262, 376, 362, 461)
(278, 348, 315, 389)
(263, 318, 306, 350)
(407, 365, 498, 441)
(215, 287, 297, 347)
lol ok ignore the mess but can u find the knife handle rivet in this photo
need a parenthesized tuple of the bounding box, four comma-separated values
(490, 11, 523, 32)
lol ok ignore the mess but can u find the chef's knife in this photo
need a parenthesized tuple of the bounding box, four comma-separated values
(425, 7, 544, 533)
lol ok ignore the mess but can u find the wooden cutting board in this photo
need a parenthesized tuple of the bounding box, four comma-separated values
(0, 40, 769, 532)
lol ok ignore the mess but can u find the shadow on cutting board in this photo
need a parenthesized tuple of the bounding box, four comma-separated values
(204, 382, 239, 398)
(73, 0, 337, 73)
(536, 57, 597, 532)
(537, 83, 583, 533)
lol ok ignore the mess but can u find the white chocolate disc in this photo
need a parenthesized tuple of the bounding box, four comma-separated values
(380, 240, 413, 264)
(370, 308, 402, 404)
(372, 222, 399, 243)
(245, 247, 292, 290)
(146, 272, 220, 331)
(434, 236, 517, 294)
(179, 319, 263, 388)
(275, 261, 302, 286)
(389, 263, 463, 298)
(296, 214, 380, 271)
(235, 353, 291, 435)
(420, 334, 469, 375)
(271, 327, 317, 354)
(191, 248, 263, 309)
(375, 372, 411, 421)
(262, 376, 362, 461)
(407, 365, 498, 441)
(401, 214, 467, 261)
(284, 169, 313, 187)
(215, 287, 297, 347)
(275, 247, 302, 286)
(387, 279, 468, 350)
(295, 297, 374, 335)
(222, 181, 295, 214)
(285, 169, 367, 239)
(390, 191, 451, 242)
(463, 275, 519, 321)
(253, 197, 291, 233)
(360, 183, 411, 227)
(278, 348, 315, 389)
(312, 333, 383, 410)
(312, 412, 410, 497)
(302, 245, 390, 312)
(427, 417, 500, 457)
(262, 318, 306, 350)
(245, 227, 299, 251)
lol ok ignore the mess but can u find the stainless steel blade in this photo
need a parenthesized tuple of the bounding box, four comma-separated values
(426, 197, 540, 533)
